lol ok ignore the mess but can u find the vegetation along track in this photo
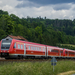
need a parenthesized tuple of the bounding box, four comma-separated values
(0, 58, 75, 63)
(0, 58, 51, 63)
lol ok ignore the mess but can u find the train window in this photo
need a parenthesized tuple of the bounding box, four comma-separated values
(65, 51, 68, 54)
(60, 51, 63, 53)
(36, 47, 37, 50)
(51, 49, 58, 53)
(1, 40, 12, 49)
(18, 44, 20, 49)
(38, 47, 39, 51)
(69, 52, 74, 55)
(31, 46, 33, 50)
(40, 48, 41, 51)
(28, 46, 30, 50)
(21, 45, 23, 49)
(34, 47, 35, 50)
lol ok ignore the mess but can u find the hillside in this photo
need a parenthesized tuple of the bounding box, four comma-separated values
(0, 10, 75, 50)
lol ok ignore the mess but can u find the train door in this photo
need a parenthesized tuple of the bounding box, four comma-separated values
(47, 47, 48, 57)
(60, 50, 63, 57)
(65, 51, 68, 57)
(63, 49, 65, 56)
(24, 44, 26, 56)
(60, 50, 61, 56)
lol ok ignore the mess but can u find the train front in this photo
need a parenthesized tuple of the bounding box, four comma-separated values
(0, 39, 12, 58)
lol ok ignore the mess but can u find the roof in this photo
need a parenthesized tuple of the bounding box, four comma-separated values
(8, 35, 28, 41)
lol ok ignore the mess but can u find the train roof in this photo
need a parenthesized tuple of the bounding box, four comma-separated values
(65, 48, 75, 52)
(4, 39, 75, 52)
(13, 39, 46, 46)
(13, 39, 63, 49)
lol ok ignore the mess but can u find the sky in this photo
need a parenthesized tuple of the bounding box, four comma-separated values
(0, 0, 75, 20)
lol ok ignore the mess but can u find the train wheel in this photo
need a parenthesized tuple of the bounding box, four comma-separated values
(5, 57, 10, 59)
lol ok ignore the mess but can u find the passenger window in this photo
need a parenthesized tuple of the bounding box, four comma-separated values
(36, 47, 37, 50)
(31, 46, 33, 50)
(21, 45, 23, 49)
(51, 49, 58, 53)
(40, 48, 41, 51)
(69, 52, 74, 55)
(38, 47, 39, 51)
(28, 46, 30, 50)
(60, 51, 63, 53)
(18, 44, 20, 49)
(34, 47, 35, 50)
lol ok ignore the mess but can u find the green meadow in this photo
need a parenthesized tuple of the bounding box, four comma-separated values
(0, 60, 75, 75)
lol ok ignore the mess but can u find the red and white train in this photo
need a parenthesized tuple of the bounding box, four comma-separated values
(0, 38, 75, 59)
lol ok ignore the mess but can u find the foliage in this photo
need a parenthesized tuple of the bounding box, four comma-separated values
(57, 44, 75, 50)
(1, 10, 75, 49)
(0, 60, 75, 75)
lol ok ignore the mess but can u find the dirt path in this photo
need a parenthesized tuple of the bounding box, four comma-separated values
(58, 71, 75, 75)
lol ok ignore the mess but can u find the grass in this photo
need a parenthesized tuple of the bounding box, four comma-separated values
(57, 43, 75, 50)
(60, 44, 75, 47)
(0, 60, 75, 75)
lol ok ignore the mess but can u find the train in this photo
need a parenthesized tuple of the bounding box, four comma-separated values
(0, 38, 75, 59)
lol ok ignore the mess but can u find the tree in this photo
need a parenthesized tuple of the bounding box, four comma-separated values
(0, 15, 14, 35)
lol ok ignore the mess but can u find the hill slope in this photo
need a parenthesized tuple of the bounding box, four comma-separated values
(0, 10, 75, 50)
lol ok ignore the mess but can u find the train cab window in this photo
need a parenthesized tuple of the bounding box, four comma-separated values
(28, 46, 30, 50)
(21, 45, 23, 49)
(1, 39, 12, 49)
(18, 44, 20, 49)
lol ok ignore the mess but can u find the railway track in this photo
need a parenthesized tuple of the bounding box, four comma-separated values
(0, 58, 51, 63)
(0, 58, 74, 63)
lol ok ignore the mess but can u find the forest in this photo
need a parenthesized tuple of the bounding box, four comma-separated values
(0, 10, 75, 50)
